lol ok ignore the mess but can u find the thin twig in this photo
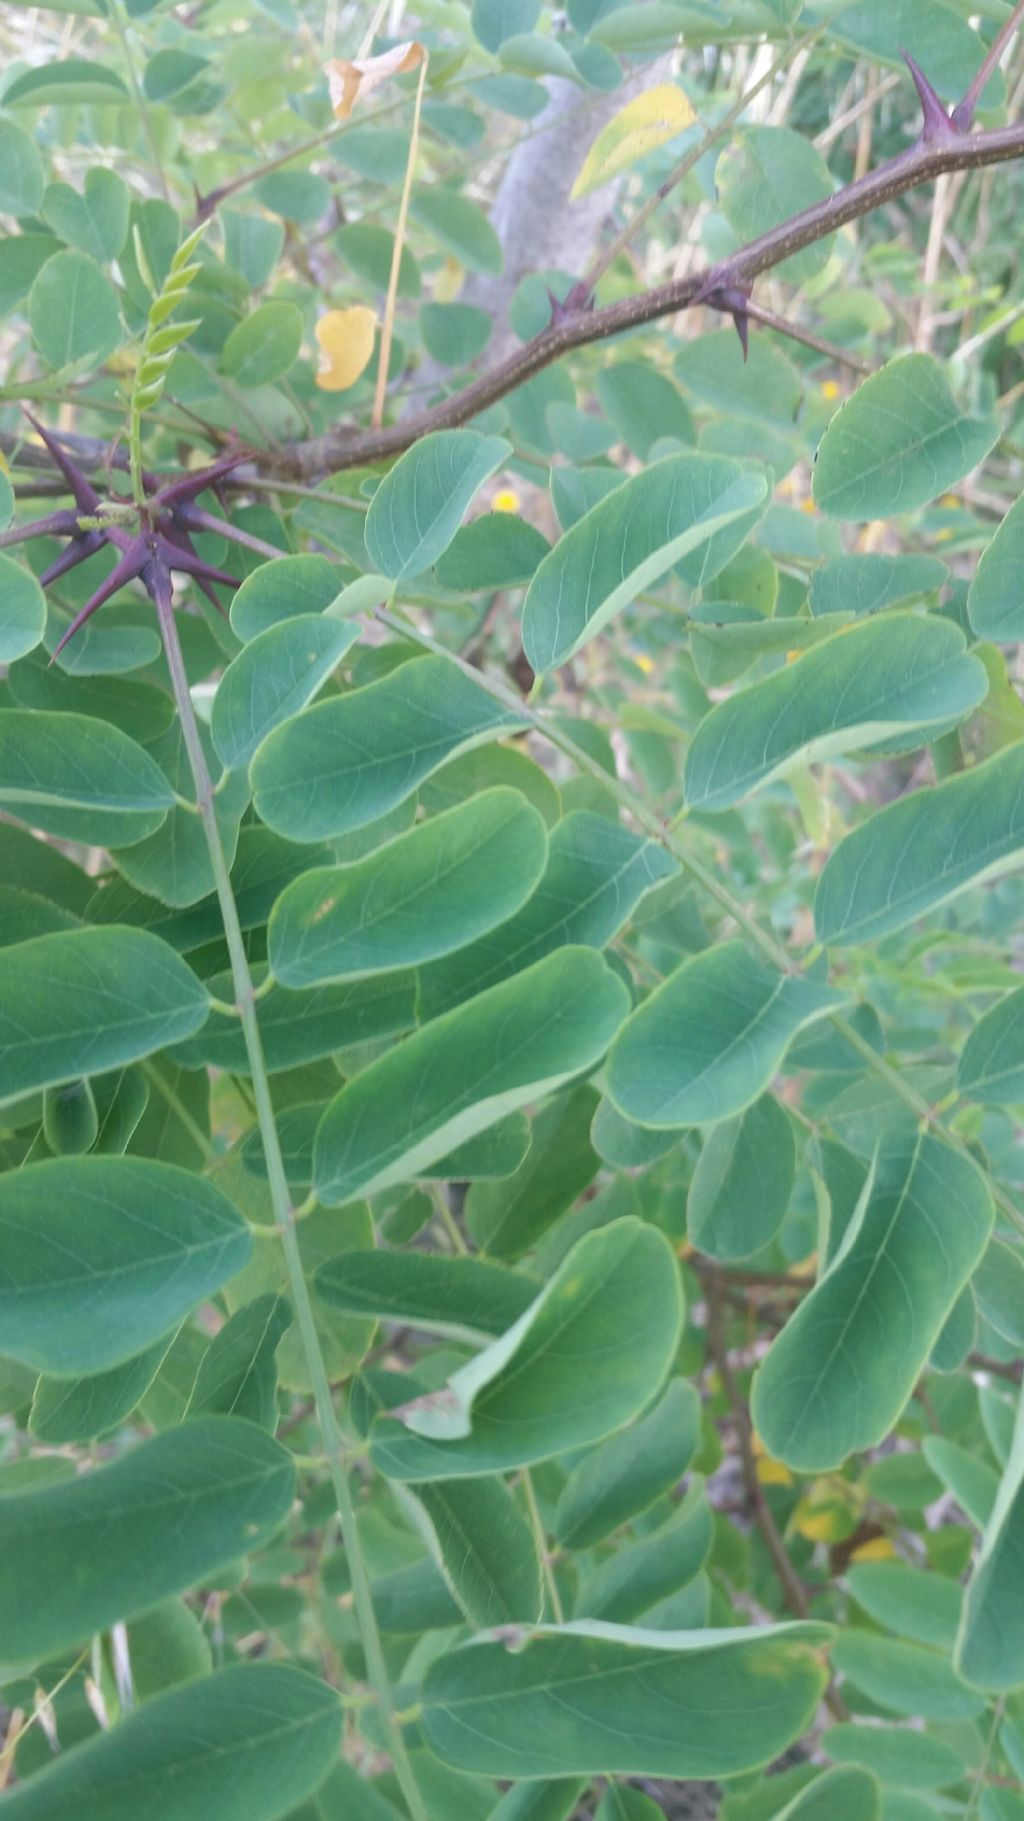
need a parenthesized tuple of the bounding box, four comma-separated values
(374, 53, 428, 430)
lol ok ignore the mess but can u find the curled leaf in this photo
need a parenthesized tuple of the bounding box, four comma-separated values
(570, 82, 696, 201)
(326, 41, 425, 119)
(315, 305, 377, 391)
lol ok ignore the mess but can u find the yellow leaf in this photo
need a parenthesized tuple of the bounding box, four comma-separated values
(849, 1535, 897, 1564)
(325, 41, 425, 119)
(570, 83, 696, 202)
(756, 1456, 794, 1488)
(315, 306, 377, 392)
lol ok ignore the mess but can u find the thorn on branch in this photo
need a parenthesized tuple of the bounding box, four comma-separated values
(545, 281, 593, 331)
(902, 52, 956, 144)
(694, 276, 753, 360)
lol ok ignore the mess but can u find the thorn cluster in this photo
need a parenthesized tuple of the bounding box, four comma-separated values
(10, 414, 254, 661)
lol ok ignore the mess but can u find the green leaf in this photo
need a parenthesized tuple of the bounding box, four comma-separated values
(419, 300, 492, 366)
(718, 126, 833, 281)
(211, 614, 359, 772)
(823, 1719, 967, 1790)
(492, 1781, 587, 1821)
(0, 927, 209, 1103)
(4, 58, 130, 106)
(166, 966, 414, 1074)
(574, 1484, 712, 1622)
(269, 788, 548, 986)
(829, 0, 1003, 105)
(0, 1156, 249, 1375)
(123, 1597, 213, 1702)
(809, 553, 948, 619)
(421, 1619, 832, 1778)
(465, 1083, 599, 1258)
(0, 1418, 294, 1667)
(956, 1392, 1024, 1690)
(228, 1199, 374, 1393)
(972, 1237, 1024, 1346)
(29, 1334, 175, 1444)
(364, 432, 511, 581)
(418, 811, 677, 1019)
(411, 189, 503, 275)
(186, 1293, 292, 1429)
(472, 0, 542, 51)
(0, 1662, 341, 1821)
(607, 940, 845, 1128)
(28, 249, 123, 368)
(252, 654, 528, 843)
(110, 731, 251, 909)
(314, 947, 629, 1205)
(595, 1786, 667, 1821)
(751, 1134, 992, 1471)
(595, 360, 694, 458)
(846, 1562, 961, 1651)
(315, 1250, 539, 1343)
(0, 236, 59, 317)
(0, 119, 45, 214)
(674, 329, 801, 425)
(553, 1379, 701, 1549)
(833, 1630, 983, 1720)
(684, 615, 987, 811)
(969, 493, 1024, 641)
(770, 1768, 881, 1821)
(0, 707, 175, 846)
(370, 1218, 683, 1480)
(229, 554, 341, 642)
(923, 1436, 999, 1529)
(0, 555, 47, 664)
(815, 741, 1024, 946)
(143, 47, 212, 102)
(687, 1093, 795, 1260)
(435, 513, 551, 591)
(523, 453, 768, 672)
(41, 168, 130, 261)
(811, 355, 1000, 521)
(410, 1477, 543, 1626)
(220, 301, 303, 387)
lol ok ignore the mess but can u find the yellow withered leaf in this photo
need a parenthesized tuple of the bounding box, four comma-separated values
(570, 82, 696, 202)
(325, 41, 425, 119)
(315, 306, 377, 392)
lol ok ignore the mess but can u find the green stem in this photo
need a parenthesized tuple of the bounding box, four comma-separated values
(156, 583, 427, 1821)
(373, 606, 1024, 1241)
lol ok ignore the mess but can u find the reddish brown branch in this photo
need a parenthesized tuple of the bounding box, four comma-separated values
(276, 110, 1024, 482)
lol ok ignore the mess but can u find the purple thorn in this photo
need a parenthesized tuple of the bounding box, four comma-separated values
(699, 279, 752, 359)
(0, 508, 81, 552)
(155, 532, 240, 591)
(158, 523, 231, 614)
(49, 537, 150, 662)
(732, 304, 750, 362)
(151, 447, 251, 512)
(902, 53, 955, 143)
(38, 530, 108, 588)
(22, 410, 103, 515)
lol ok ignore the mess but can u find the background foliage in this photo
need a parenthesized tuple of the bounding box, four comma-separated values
(3, 1, 1024, 1818)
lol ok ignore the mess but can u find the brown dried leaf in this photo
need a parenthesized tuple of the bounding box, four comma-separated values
(325, 41, 425, 119)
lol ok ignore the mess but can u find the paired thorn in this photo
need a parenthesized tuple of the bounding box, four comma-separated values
(546, 280, 594, 332)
